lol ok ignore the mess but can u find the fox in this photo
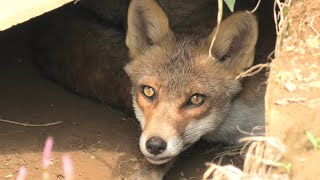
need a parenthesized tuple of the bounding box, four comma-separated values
(124, 0, 265, 179)
(33, 0, 266, 179)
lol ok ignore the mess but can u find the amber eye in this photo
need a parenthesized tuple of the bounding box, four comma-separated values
(142, 86, 155, 98)
(188, 94, 205, 106)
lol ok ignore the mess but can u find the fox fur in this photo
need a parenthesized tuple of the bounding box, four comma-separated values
(33, 5, 132, 113)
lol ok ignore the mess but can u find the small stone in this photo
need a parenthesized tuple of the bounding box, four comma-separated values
(5, 174, 13, 178)
(306, 36, 320, 49)
(285, 45, 295, 52)
(284, 82, 296, 92)
(129, 157, 138, 162)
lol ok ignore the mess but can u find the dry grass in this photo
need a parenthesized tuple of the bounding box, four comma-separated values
(208, 0, 223, 60)
(274, 0, 292, 58)
(203, 137, 289, 180)
(235, 63, 271, 80)
(0, 118, 62, 127)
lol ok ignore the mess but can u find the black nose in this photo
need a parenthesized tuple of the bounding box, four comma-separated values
(146, 136, 167, 155)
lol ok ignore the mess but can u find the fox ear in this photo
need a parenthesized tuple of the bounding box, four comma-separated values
(126, 0, 172, 58)
(209, 12, 258, 75)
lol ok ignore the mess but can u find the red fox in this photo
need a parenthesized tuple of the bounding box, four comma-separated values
(124, 0, 265, 178)
(33, 0, 266, 179)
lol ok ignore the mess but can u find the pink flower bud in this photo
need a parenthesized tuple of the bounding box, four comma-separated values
(42, 136, 54, 169)
(62, 154, 74, 180)
(16, 166, 27, 180)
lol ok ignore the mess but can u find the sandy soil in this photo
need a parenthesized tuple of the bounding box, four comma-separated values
(266, 0, 320, 179)
(0, 23, 139, 179)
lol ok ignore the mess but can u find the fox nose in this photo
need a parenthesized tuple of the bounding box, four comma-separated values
(146, 136, 167, 155)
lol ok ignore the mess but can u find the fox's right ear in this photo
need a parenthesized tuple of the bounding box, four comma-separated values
(126, 0, 172, 59)
(209, 12, 258, 76)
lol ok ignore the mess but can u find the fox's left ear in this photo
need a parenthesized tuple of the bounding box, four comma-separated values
(209, 12, 258, 75)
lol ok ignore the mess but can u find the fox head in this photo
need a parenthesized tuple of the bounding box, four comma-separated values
(124, 0, 258, 164)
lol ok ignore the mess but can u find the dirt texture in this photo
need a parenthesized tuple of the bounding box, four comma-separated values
(266, 0, 320, 179)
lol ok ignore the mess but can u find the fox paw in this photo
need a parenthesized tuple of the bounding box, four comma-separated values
(126, 169, 163, 180)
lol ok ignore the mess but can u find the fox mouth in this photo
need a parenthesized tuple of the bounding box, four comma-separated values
(146, 144, 192, 165)
(146, 156, 173, 165)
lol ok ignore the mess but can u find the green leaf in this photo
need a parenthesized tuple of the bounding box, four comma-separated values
(224, 0, 236, 12)
(306, 130, 318, 149)
(274, 162, 292, 173)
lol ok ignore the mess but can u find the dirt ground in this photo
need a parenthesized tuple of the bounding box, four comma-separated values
(266, 0, 320, 179)
(0, 1, 279, 180)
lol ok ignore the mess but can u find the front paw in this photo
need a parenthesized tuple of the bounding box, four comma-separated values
(126, 168, 163, 180)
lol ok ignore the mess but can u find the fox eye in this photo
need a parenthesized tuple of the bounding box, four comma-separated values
(142, 86, 155, 99)
(188, 94, 205, 106)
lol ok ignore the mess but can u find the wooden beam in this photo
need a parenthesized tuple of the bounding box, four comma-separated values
(0, 0, 73, 31)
